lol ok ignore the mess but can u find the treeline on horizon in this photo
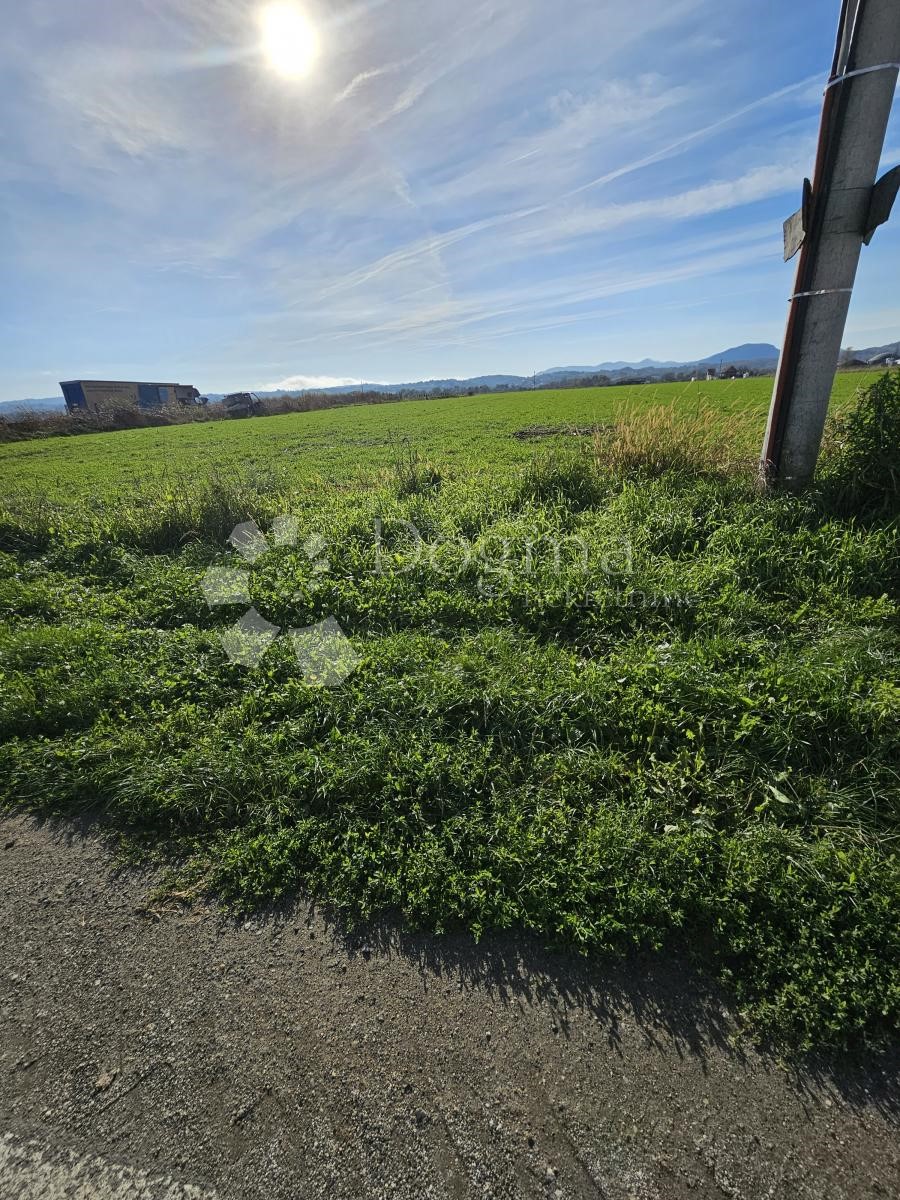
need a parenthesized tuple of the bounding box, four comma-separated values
(0, 365, 782, 443)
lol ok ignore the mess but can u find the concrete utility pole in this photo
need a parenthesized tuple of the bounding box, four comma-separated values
(761, 0, 900, 489)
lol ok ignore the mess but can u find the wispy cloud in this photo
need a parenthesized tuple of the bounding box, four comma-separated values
(3, 0, 892, 402)
(274, 222, 779, 351)
(308, 76, 818, 308)
(569, 73, 822, 199)
(334, 59, 417, 105)
(510, 160, 806, 252)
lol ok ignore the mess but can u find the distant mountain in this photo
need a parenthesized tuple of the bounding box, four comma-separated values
(205, 376, 528, 400)
(538, 358, 681, 376)
(697, 343, 779, 365)
(301, 375, 527, 394)
(6, 338, 895, 415)
(537, 344, 779, 380)
(855, 341, 900, 362)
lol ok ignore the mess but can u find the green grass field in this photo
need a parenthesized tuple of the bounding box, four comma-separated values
(1, 374, 897, 1050)
(0, 375, 876, 502)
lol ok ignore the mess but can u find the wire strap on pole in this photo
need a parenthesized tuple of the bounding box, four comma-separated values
(789, 287, 854, 300)
(825, 62, 900, 89)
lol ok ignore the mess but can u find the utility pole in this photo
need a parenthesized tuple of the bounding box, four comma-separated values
(761, 0, 900, 490)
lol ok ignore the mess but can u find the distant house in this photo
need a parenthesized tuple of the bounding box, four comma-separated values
(705, 367, 717, 381)
(60, 380, 203, 414)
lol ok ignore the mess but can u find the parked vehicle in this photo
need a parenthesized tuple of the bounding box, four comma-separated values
(60, 380, 206, 415)
(222, 392, 264, 418)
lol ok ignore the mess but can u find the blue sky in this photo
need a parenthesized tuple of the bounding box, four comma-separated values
(2, 0, 898, 401)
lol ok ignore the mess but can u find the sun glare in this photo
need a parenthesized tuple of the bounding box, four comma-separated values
(259, 3, 319, 79)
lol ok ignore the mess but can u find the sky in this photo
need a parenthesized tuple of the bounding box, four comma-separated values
(1, 0, 899, 402)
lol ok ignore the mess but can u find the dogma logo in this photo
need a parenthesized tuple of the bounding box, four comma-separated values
(200, 516, 360, 686)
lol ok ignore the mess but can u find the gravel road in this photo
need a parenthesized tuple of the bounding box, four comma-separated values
(1, 813, 897, 1199)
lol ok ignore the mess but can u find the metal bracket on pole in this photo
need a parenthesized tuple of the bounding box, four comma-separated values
(783, 165, 899, 259)
(863, 164, 900, 243)
(783, 178, 812, 261)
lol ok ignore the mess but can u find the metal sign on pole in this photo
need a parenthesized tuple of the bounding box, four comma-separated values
(761, 0, 900, 490)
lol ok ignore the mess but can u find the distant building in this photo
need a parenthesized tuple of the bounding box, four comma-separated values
(705, 367, 717, 381)
(60, 380, 203, 414)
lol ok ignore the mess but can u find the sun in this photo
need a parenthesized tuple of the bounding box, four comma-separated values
(259, 3, 320, 79)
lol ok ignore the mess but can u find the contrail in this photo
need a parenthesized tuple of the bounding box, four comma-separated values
(566, 73, 824, 199)
(325, 73, 824, 295)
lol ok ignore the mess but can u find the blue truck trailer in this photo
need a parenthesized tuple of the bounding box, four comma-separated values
(60, 380, 205, 414)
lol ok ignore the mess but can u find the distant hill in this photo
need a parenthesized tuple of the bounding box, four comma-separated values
(7, 338, 897, 414)
(697, 343, 779, 365)
(537, 344, 780, 380)
(855, 341, 900, 362)
(201, 376, 527, 401)
(283, 375, 528, 395)
(538, 358, 681, 376)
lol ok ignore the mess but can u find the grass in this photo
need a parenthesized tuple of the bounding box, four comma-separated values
(0, 375, 877, 505)
(0, 374, 897, 1051)
(0, 386, 486, 445)
(594, 397, 762, 477)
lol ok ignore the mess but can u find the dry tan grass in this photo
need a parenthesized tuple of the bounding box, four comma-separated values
(594, 393, 764, 478)
(0, 401, 219, 443)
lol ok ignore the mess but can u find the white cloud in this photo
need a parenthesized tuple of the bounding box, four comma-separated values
(298, 75, 819, 312)
(258, 374, 377, 391)
(511, 160, 804, 251)
(7, 0, 876, 400)
(433, 73, 692, 211)
(333, 58, 418, 105)
(271, 222, 779, 352)
(567, 73, 821, 200)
